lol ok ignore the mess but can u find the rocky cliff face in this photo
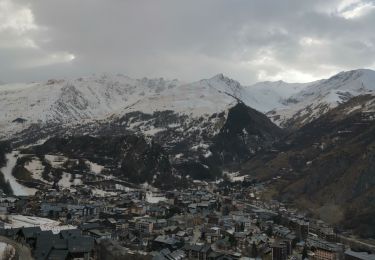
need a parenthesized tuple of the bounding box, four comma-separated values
(211, 102, 284, 166)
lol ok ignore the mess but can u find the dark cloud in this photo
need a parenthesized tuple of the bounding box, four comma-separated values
(1, 0, 375, 84)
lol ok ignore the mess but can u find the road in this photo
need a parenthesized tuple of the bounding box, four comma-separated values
(338, 234, 375, 253)
(0, 235, 33, 260)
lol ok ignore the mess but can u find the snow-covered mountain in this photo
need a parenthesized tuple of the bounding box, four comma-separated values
(1, 69, 375, 195)
(0, 73, 287, 191)
(0, 73, 288, 176)
(1, 69, 375, 141)
(244, 80, 311, 112)
(268, 69, 375, 128)
(0, 73, 297, 140)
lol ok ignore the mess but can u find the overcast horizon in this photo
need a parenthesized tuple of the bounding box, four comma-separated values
(1, 0, 375, 85)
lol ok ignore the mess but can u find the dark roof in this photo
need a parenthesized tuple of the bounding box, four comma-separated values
(47, 249, 69, 260)
(19, 226, 42, 239)
(67, 236, 94, 253)
(79, 222, 102, 231)
(3, 228, 20, 237)
(40, 203, 63, 212)
(200, 244, 211, 253)
(344, 250, 375, 260)
(0, 228, 7, 236)
(152, 254, 168, 260)
(60, 229, 81, 239)
(208, 251, 225, 258)
(34, 232, 68, 259)
(160, 248, 171, 256)
(154, 235, 179, 245)
(187, 244, 203, 252)
(169, 249, 186, 259)
(149, 206, 164, 212)
(87, 229, 111, 237)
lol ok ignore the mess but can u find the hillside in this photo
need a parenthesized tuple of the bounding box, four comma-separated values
(242, 94, 375, 237)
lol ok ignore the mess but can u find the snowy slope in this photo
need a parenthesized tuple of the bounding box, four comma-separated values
(1, 69, 374, 140)
(244, 80, 312, 112)
(268, 69, 375, 127)
(0, 73, 301, 140)
(0, 151, 37, 196)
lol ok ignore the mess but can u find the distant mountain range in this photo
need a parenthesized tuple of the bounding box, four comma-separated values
(268, 69, 375, 128)
(1, 69, 374, 139)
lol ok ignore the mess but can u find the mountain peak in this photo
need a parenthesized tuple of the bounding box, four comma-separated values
(209, 73, 226, 81)
(330, 68, 375, 81)
(206, 73, 242, 88)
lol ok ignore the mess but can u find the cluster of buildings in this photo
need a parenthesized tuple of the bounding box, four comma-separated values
(0, 180, 373, 260)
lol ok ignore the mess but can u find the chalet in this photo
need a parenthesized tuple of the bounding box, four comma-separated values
(34, 231, 67, 260)
(87, 229, 112, 240)
(0, 197, 17, 209)
(183, 244, 212, 260)
(154, 219, 168, 230)
(7, 227, 95, 260)
(163, 225, 181, 235)
(135, 219, 154, 234)
(272, 241, 289, 260)
(148, 206, 166, 217)
(67, 235, 95, 259)
(79, 222, 103, 235)
(130, 204, 146, 216)
(40, 203, 64, 218)
(308, 237, 344, 260)
(153, 248, 186, 260)
(153, 235, 182, 251)
(16, 226, 42, 246)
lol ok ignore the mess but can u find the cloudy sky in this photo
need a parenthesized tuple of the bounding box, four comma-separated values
(1, 0, 375, 84)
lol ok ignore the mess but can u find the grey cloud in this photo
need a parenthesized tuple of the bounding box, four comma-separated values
(1, 0, 375, 84)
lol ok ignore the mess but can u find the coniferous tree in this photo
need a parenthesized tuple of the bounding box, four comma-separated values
(266, 225, 273, 237)
(302, 244, 308, 259)
(251, 241, 258, 258)
(228, 235, 237, 248)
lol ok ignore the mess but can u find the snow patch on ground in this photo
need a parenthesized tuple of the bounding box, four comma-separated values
(225, 171, 245, 182)
(58, 172, 72, 188)
(191, 143, 209, 151)
(72, 174, 82, 185)
(145, 192, 167, 204)
(0, 151, 37, 196)
(57, 172, 82, 188)
(115, 184, 133, 191)
(5, 215, 76, 234)
(45, 154, 68, 168)
(24, 158, 52, 184)
(203, 151, 212, 158)
(175, 153, 184, 159)
(91, 188, 117, 197)
(143, 127, 165, 136)
(345, 105, 362, 114)
(0, 242, 15, 260)
(86, 160, 104, 174)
